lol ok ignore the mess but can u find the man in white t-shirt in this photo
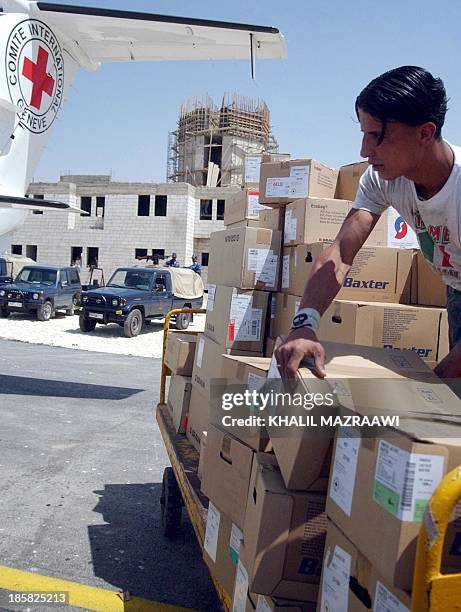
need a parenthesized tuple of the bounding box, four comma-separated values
(276, 66, 461, 380)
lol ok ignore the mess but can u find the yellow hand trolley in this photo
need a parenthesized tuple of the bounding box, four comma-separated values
(412, 466, 461, 611)
(155, 308, 232, 612)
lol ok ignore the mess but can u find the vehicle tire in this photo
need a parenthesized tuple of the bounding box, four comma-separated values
(160, 467, 183, 538)
(66, 294, 79, 316)
(37, 301, 53, 321)
(79, 314, 96, 332)
(0, 307, 10, 318)
(124, 309, 143, 338)
(175, 312, 191, 330)
(144, 319, 151, 326)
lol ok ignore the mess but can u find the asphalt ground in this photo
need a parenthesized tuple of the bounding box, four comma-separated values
(0, 340, 220, 611)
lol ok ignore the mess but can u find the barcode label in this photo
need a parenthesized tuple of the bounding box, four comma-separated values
(401, 462, 416, 510)
(374, 441, 444, 522)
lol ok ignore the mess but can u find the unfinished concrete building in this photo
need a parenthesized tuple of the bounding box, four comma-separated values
(10, 94, 279, 286)
(167, 93, 278, 186)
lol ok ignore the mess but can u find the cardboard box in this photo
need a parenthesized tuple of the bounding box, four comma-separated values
(283, 198, 352, 246)
(234, 568, 317, 612)
(241, 453, 327, 601)
(334, 161, 369, 201)
(203, 502, 243, 600)
(270, 293, 301, 339)
(319, 299, 449, 363)
(208, 227, 282, 292)
(259, 159, 338, 205)
(266, 338, 442, 492)
(318, 520, 411, 612)
(191, 334, 250, 401)
(327, 419, 461, 590)
(244, 153, 291, 186)
(253, 595, 316, 612)
(225, 219, 262, 229)
(224, 189, 271, 226)
(258, 207, 285, 231)
(200, 424, 255, 529)
(219, 354, 272, 451)
(412, 251, 447, 307)
(186, 385, 210, 451)
(164, 332, 197, 376)
(281, 243, 416, 303)
(205, 285, 269, 353)
(167, 374, 191, 433)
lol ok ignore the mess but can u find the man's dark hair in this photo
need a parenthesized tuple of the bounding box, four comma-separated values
(355, 66, 448, 143)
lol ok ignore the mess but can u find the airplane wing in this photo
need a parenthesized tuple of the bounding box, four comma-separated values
(0, 194, 86, 213)
(32, 2, 287, 64)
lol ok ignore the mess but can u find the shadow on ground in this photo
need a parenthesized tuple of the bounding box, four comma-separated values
(89, 483, 221, 611)
(0, 375, 144, 399)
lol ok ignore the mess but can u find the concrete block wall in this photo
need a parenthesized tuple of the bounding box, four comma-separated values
(10, 176, 238, 286)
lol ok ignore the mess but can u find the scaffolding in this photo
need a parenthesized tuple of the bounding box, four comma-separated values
(166, 93, 278, 186)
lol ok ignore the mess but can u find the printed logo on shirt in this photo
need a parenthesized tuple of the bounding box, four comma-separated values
(412, 209, 458, 277)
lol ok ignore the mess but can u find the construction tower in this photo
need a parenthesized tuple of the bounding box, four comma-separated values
(167, 93, 278, 186)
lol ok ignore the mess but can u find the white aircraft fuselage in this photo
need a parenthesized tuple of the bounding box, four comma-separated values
(0, 0, 286, 248)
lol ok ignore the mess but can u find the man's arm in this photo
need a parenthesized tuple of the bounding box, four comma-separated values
(275, 208, 380, 379)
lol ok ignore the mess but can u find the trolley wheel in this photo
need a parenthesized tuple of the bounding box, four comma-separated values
(160, 467, 183, 537)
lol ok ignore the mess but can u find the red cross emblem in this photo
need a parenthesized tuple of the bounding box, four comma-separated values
(22, 46, 55, 110)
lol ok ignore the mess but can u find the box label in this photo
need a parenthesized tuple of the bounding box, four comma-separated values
(290, 165, 310, 197)
(423, 502, 440, 548)
(247, 192, 267, 218)
(196, 337, 205, 368)
(282, 254, 290, 289)
(247, 372, 266, 393)
(256, 595, 272, 612)
(320, 544, 351, 612)
(374, 441, 445, 522)
(374, 581, 409, 612)
(245, 156, 261, 184)
(229, 294, 262, 341)
(232, 559, 249, 612)
(248, 248, 278, 287)
(228, 523, 243, 565)
(265, 166, 310, 199)
(265, 176, 292, 198)
(204, 502, 220, 563)
(329, 428, 360, 517)
(284, 209, 297, 243)
(207, 284, 216, 312)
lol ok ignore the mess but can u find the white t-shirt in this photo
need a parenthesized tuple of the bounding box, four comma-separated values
(354, 142, 461, 290)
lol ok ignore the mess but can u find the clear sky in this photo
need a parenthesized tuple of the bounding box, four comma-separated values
(33, 0, 461, 183)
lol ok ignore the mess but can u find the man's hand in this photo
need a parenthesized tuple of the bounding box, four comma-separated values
(275, 327, 326, 380)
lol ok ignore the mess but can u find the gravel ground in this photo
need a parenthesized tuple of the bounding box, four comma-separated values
(0, 310, 205, 357)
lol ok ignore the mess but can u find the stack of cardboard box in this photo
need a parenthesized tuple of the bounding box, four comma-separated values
(269, 160, 449, 369)
(166, 154, 458, 611)
(165, 333, 197, 433)
(309, 341, 461, 610)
